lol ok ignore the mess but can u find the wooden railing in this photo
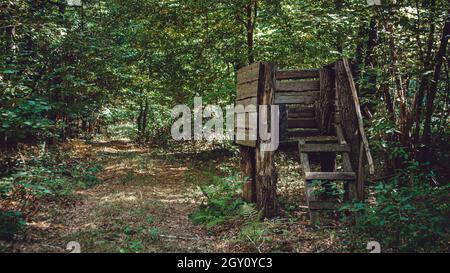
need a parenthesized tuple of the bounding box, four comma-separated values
(323, 59, 374, 199)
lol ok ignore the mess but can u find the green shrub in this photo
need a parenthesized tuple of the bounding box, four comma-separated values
(0, 210, 26, 240)
(339, 164, 450, 253)
(0, 98, 54, 143)
(0, 151, 103, 199)
(189, 171, 245, 228)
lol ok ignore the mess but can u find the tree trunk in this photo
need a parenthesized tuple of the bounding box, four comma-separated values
(386, 22, 408, 145)
(422, 15, 450, 161)
(406, 0, 436, 149)
(245, 0, 257, 64)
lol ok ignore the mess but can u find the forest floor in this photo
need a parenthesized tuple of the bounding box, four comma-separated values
(2, 139, 342, 253)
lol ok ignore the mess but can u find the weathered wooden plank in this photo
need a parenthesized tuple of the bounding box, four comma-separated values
(288, 118, 317, 128)
(276, 70, 319, 80)
(237, 63, 261, 204)
(299, 144, 351, 153)
(357, 142, 365, 200)
(235, 116, 258, 130)
(288, 105, 315, 113)
(336, 60, 362, 199)
(309, 201, 340, 210)
(236, 129, 257, 148)
(335, 125, 346, 145)
(287, 128, 320, 138)
(236, 81, 258, 100)
(298, 140, 311, 173)
(276, 80, 320, 92)
(235, 97, 258, 108)
(303, 136, 338, 143)
(280, 137, 335, 145)
(333, 113, 341, 124)
(274, 91, 320, 104)
(299, 140, 315, 216)
(237, 62, 261, 84)
(343, 59, 374, 175)
(288, 106, 315, 118)
(241, 145, 256, 202)
(335, 124, 356, 199)
(335, 126, 354, 171)
(335, 125, 356, 200)
(237, 73, 259, 85)
(288, 111, 315, 119)
(305, 172, 356, 181)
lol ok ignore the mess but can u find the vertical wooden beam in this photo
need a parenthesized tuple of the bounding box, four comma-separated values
(336, 124, 357, 200)
(320, 152, 336, 198)
(335, 60, 361, 201)
(317, 65, 335, 135)
(241, 146, 256, 203)
(335, 62, 361, 172)
(237, 63, 261, 203)
(357, 142, 365, 200)
(255, 62, 278, 219)
(317, 65, 337, 199)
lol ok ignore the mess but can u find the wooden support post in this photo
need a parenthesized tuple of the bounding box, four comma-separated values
(317, 64, 336, 199)
(241, 146, 256, 203)
(317, 65, 335, 135)
(255, 62, 278, 219)
(320, 152, 336, 199)
(335, 60, 361, 201)
(299, 140, 318, 222)
(236, 63, 260, 203)
(357, 142, 365, 200)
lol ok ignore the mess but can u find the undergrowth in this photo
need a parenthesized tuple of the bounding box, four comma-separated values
(338, 162, 450, 253)
(189, 169, 245, 228)
(0, 146, 103, 240)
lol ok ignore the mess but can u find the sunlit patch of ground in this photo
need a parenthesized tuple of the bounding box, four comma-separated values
(2, 140, 342, 253)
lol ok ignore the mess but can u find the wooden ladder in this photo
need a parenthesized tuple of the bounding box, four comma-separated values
(298, 124, 357, 222)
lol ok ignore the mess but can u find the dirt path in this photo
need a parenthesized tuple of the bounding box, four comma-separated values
(8, 140, 338, 253)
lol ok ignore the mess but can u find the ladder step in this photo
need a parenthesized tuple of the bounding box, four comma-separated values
(276, 80, 320, 92)
(288, 128, 320, 138)
(288, 112, 315, 119)
(305, 172, 356, 181)
(282, 136, 337, 145)
(309, 201, 341, 210)
(288, 105, 315, 113)
(302, 136, 338, 143)
(288, 118, 317, 128)
(274, 91, 320, 104)
(299, 143, 350, 153)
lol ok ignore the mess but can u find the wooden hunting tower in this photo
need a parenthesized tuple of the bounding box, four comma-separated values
(235, 59, 374, 221)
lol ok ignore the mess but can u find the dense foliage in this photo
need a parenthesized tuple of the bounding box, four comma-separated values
(1, 0, 449, 252)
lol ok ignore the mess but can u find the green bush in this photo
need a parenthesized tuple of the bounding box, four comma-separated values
(339, 164, 450, 253)
(0, 151, 103, 199)
(0, 210, 26, 240)
(0, 98, 54, 143)
(189, 171, 245, 228)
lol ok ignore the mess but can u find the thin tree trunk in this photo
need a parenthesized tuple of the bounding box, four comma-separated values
(406, 0, 436, 148)
(334, 0, 343, 54)
(386, 22, 408, 145)
(245, 0, 257, 64)
(422, 15, 450, 161)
